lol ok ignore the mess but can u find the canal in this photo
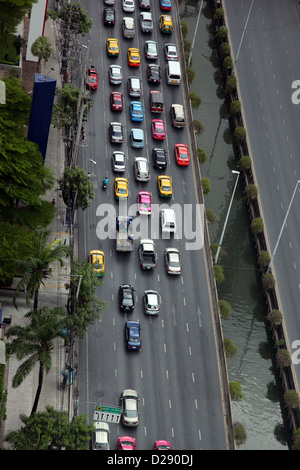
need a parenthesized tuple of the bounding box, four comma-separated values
(179, 0, 288, 449)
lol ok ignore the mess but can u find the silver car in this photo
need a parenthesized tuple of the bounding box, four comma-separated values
(164, 43, 178, 61)
(134, 157, 149, 181)
(127, 76, 141, 97)
(120, 389, 139, 426)
(92, 421, 110, 450)
(143, 290, 160, 314)
(109, 64, 122, 85)
(164, 247, 181, 275)
(112, 151, 125, 172)
(144, 40, 157, 59)
(140, 12, 153, 32)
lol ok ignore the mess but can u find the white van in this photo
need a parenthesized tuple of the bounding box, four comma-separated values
(160, 208, 176, 233)
(166, 60, 181, 85)
(122, 17, 135, 38)
(92, 422, 110, 450)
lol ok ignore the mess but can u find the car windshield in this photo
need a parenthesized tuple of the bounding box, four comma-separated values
(148, 44, 156, 52)
(129, 329, 139, 341)
(134, 108, 142, 115)
(118, 187, 127, 193)
(114, 96, 122, 104)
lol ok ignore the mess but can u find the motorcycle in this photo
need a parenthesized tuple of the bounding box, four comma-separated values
(103, 176, 109, 190)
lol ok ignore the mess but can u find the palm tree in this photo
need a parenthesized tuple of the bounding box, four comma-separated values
(30, 36, 52, 72)
(6, 306, 74, 416)
(13, 226, 71, 312)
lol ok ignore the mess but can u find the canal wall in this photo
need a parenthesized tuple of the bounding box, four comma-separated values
(212, 0, 300, 446)
(174, 0, 236, 450)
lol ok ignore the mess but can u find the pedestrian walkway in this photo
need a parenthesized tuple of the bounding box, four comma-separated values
(0, 15, 76, 448)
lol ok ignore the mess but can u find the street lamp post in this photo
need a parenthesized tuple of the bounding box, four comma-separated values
(266, 179, 300, 273)
(215, 170, 240, 264)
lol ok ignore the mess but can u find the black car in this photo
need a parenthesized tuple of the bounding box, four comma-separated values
(152, 147, 167, 169)
(103, 8, 116, 25)
(147, 64, 161, 84)
(125, 321, 142, 350)
(139, 0, 151, 9)
(119, 284, 135, 311)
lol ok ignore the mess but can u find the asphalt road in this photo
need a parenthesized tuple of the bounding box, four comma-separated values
(223, 0, 300, 388)
(76, 0, 229, 450)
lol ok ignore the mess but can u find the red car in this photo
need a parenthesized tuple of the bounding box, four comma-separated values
(118, 436, 137, 450)
(110, 91, 123, 111)
(152, 119, 165, 140)
(174, 143, 190, 166)
(86, 67, 98, 90)
(154, 440, 172, 450)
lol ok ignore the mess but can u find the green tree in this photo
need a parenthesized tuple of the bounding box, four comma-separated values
(30, 35, 52, 72)
(0, 77, 51, 209)
(189, 91, 201, 109)
(5, 405, 94, 450)
(6, 307, 74, 415)
(48, 1, 92, 36)
(13, 226, 71, 312)
(57, 165, 95, 211)
(224, 337, 237, 358)
(68, 258, 108, 338)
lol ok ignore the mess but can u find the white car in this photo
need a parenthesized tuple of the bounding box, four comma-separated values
(109, 64, 122, 85)
(123, 0, 135, 12)
(165, 43, 178, 61)
(120, 389, 139, 426)
(164, 247, 181, 274)
(144, 40, 158, 59)
(112, 151, 125, 172)
(92, 422, 110, 450)
(143, 290, 160, 315)
(160, 208, 176, 233)
(134, 157, 149, 181)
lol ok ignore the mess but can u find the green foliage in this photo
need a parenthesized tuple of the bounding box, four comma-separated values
(284, 389, 299, 409)
(244, 183, 258, 200)
(224, 338, 238, 358)
(5, 405, 94, 450)
(263, 272, 275, 291)
(202, 177, 211, 195)
(234, 421, 247, 447)
(57, 165, 95, 211)
(189, 91, 201, 109)
(193, 119, 204, 134)
(206, 208, 217, 224)
(225, 75, 237, 94)
(258, 250, 270, 271)
(223, 56, 233, 70)
(239, 155, 251, 172)
(215, 26, 228, 43)
(181, 21, 188, 39)
(219, 42, 230, 59)
(48, 1, 93, 36)
(52, 84, 79, 129)
(230, 381, 243, 400)
(251, 217, 264, 235)
(0, 362, 7, 426)
(291, 428, 300, 450)
(234, 126, 247, 144)
(69, 258, 109, 338)
(197, 147, 207, 163)
(30, 35, 52, 70)
(183, 38, 191, 53)
(186, 67, 195, 84)
(219, 299, 232, 319)
(276, 349, 291, 368)
(229, 100, 241, 116)
(0, 77, 51, 208)
(266, 309, 283, 328)
(214, 264, 225, 284)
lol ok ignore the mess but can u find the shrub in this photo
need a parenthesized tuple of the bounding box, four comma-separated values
(189, 91, 201, 109)
(276, 349, 291, 368)
(206, 209, 217, 224)
(234, 126, 247, 144)
(197, 147, 207, 163)
(223, 56, 233, 70)
(266, 309, 283, 328)
(239, 155, 251, 172)
(187, 67, 195, 84)
(193, 119, 204, 134)
(244, 183, 258, 200)
(284, 390, 300, 409)
(229, 100, 241, 116)
(225, 75, 237, 93)
(219, 42, 230, 59)
(219, 299, 232, 319)
(214, 264, 225, 284)
(224, 338, 237, 358)
(202, 177, 211, 194)
(258, 250, 270, 270)
(230, 381, 243, 400)
(181, 21, 188, 39)
(263, 272, 275, 290)
(234, 422, 247, 447)
(251, 217, 264, 235)
(215, 26, 228, 43)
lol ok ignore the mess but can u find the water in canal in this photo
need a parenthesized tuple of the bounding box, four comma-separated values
(179, 0, 288, 449)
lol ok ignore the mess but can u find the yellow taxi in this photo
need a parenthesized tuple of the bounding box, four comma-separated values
(107, 38, 120, 56)
(159, 15, 173, 33)
(115, 177, 129, 199)
(89, 250, 105, 277)
(128, 48, 141, 67)
(158, 175, 172, 198)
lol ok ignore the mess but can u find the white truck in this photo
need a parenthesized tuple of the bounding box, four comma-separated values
(116, 216, 134, 252)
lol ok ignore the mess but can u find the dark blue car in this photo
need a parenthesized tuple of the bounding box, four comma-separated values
(125, 321, 142, 350)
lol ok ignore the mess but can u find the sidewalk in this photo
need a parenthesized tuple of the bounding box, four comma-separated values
(0, 15, 76, 448)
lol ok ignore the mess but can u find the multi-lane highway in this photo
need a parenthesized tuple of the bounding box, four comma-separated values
(76, 0, 229, 450)
(223, 0, 300, 390)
